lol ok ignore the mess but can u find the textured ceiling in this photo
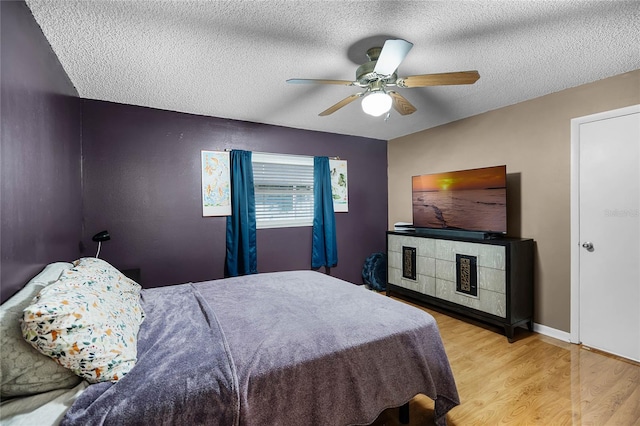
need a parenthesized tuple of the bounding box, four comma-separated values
(25, 0, 640, 140)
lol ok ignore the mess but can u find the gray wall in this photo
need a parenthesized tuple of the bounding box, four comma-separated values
(0, 1, 82, 303)
(81, 99, 388, 287)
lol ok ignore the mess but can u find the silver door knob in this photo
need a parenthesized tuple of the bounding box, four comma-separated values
(582, 242, 594, 251)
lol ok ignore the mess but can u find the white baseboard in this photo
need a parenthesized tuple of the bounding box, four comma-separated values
(533, 323, 571, 342)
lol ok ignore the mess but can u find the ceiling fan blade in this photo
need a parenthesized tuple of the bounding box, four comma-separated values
(373, 39, 413, 76)
(388, 92, 417, 115)
(397, 71, 480, 88)
(318, 93, 362, 116)
(287, 78, 355, 86)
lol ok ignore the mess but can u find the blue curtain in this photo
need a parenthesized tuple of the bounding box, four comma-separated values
(225, 150, 257, 277)
(312, 156, 338, 269)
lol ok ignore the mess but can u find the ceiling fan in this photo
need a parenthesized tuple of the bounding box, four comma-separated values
(286, 39, 480, 117)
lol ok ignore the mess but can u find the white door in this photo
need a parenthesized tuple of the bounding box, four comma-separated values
(573, 106, 639, 362)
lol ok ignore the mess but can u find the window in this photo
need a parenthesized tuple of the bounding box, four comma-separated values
(252, 152, 314, 229)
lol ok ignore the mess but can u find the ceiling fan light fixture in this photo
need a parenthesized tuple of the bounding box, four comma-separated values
(361, 91, 392, 117)
(287, 39, 480, 117)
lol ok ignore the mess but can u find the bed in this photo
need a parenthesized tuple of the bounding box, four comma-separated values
(1, 259, 459, 425)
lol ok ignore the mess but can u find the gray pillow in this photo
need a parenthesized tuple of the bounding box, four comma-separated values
(1, 263, 82, 399)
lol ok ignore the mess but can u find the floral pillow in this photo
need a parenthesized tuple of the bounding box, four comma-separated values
(21, 258, 145, 383)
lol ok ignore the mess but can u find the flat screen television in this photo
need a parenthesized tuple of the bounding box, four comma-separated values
(412, 165, 507, 235)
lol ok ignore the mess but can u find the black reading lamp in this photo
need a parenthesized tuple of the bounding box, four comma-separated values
(92, 230, 110, 258)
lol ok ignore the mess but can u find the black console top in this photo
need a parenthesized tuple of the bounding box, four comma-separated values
(388, 229, 533, 244)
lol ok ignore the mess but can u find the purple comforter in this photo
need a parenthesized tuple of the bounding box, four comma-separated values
(62, 271, 459, 426)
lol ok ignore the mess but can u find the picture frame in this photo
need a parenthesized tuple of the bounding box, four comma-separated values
(329, 159, 348, 213)
(201, 150, 231, 216)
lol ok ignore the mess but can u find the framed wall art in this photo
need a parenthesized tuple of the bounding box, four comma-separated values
(201, 150, 231, 216)
(329, 159, 348, 213)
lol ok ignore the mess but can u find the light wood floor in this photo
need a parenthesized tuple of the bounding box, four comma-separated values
(370, 297, 640, 426)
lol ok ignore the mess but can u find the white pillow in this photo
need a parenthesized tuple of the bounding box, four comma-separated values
(1, 263, 81, 398)
(21, 258, 145, 383)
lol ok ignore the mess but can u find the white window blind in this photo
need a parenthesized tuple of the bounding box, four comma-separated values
(252, 153, 314, 229)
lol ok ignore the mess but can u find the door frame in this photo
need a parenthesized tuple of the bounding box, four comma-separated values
(570, 104, 640, 344)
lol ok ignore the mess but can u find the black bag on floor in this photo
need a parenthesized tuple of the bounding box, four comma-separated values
(362, 252, 387, 291)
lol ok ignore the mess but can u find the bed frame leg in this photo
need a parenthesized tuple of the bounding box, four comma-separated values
(399, 402, 410, 424)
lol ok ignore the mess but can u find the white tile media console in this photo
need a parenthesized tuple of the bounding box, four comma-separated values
(387, 231, 534, 342)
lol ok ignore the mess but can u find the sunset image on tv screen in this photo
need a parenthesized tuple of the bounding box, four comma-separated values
(412, 165, 507, 233)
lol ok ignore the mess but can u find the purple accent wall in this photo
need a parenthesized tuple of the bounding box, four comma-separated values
(0, 1, 386, 299)
(81, 100, 387, 287)
(0, 1, 82, 303)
